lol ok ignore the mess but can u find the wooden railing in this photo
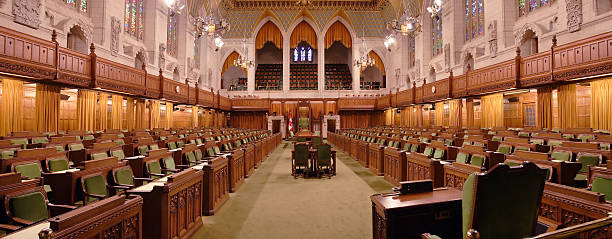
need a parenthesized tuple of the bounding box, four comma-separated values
(528, 215, 612, 239)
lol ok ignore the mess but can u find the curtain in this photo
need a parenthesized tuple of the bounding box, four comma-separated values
(435, 102, 444, 126)
(450, 99, 463, 127)
(149, 100, 160, 129)
(310, 102, 324, 119)
(326, 101, 337, 115)
(222, 51, 246, 76)
(77, 89, 97, 131)
(558, 84, 577, 129)
(417, 105, 423, 127)
(165, 102, 173, 129)
(290, 22, 317, 49)
(0, 79, 24, 136)
(256, 21, 283, 49)
(126, 97, 135, 131)
(466, 99, 474, 127)
(35, 84, 60, 133)
(135, 99, 145, 129)
(481, 93, 504, 128)
(361, 51, 386, 76)
(192, 106, 199, 127)
(97, 93, 108, 131)
(111, 95, 123, 129)
(324, 21, 352, 49)
(537, 86, 553, 129)
(590, 78, 612, 131)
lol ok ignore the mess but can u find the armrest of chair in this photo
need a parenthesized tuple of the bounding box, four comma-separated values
(161, 168, 180, 173)
(9, 217, 34, 227)
(48, 203, 77, 216)
(133, 177, 154, 183)
(109, 185, 131, 190)
(0, 223, 22, 232)
(149, 173, 165, 177)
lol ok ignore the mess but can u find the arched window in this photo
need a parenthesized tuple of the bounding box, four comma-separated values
(167, 10, 178, 57)
(65, 0, 87, 13)
(519, 0, 550, 17)
(125, 0, 144, 39)
(465, 0, 484, 41)
(293, 46, 313, 62)
(432, 15, 443, 56)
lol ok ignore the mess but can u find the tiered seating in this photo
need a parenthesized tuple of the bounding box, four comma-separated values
(360, 80, 381, 90)
(255, 64, 282, 90)
(325, 64, 352, 90)
(290, 64, 317, 90)
(229, 78, 247, 91)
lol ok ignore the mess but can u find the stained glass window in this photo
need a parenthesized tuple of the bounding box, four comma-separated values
(293, 46, 313, 62)
(465, 0, 484, 41)
(408, 35, 415, 67)
(294, 49, 299, 62)
(125, 0, 144, 40)
(307, 48, 312, 62)
(432, 15, 443, 56)
(167, 10, 178, 57)
(300, 47, 306, 61)
(64, 0, 86, 13)
(519, 0, 550, 17)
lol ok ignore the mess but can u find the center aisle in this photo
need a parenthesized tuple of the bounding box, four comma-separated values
(191, 141, 394, 239)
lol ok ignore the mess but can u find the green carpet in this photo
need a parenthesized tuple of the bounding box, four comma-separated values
(191, 141, 394, 239)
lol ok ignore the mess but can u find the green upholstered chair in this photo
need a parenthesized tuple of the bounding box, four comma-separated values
(91, 152, 108, 161)
(69, 143, 84, 151)
(551, 150, 571, 162)
(176, 141, 185, 148)
(10, 139, 27, 149)
(184, 151, 199, 166)
(530, 138, 544, 145)
(423, 147, 434, 157)
(445, 139, 454, 146)
(194, 149, 203, 161)
(317, 144, 333, 178)
(312, 137, 322, 148)
(31, 137, 49, 144)
(410, 144, 419, 153)
(462, 141, 472, 147)
(578, 134, 594, 142)
(491, 136, 502, 142)
(1, 149, 15, 159)
(213, 146, 221, 155)
(83, 135, 94, 140)
(473, 142, 485, 147)
(3, 187, 75, 232)
(496, 145, 512, 155)
(574, 153, 602, 184)
(393, 141, 401, 148)
(518, 132, 530, 137)
(299, 118, 309, 130)
(196, 138, 203, 145)
(145, 161, 165, 179)
(514, 146, 530, 152)
(110, 149, 125, 160)
(563, 134, 574, 139)
(433, 148, 445, 160)
(292, 143, 309, 178)
(111, 166, 151, 191)
(456, 152, 469, 164)
(13, 162, 43, 180)
(206, 148, 216, 158)
(168, 142, 177, 150)
(149, 144, 159, 150)
(81, 173, 110, 204)
(46, 156, 70, 172)
(115, 139, 125, 146)
(137, 145, 149, 155)
(403, 143, 411, 151)
(161, 156, 183, 172)
(234, 140, 242, 148)
(591, 176, 612, 201)
(469, 154, 485, 167)
(422, 162, 547, 239)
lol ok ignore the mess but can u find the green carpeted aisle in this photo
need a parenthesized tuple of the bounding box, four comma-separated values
(190, 141, 394, 239)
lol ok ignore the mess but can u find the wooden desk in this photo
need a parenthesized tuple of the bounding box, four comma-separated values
(406, 153, 446, 187)
(197, 156, 229, 216)
(383, 147, 407, 186)
(226, 149, 245, 193)
(371, 188, 462, 239)
(128, 169, 203, 239)
(296, 131, 315, 141)
(242, 144, 255, 178)
(368, 143, 385, 176)
(357, 139, 370, 168)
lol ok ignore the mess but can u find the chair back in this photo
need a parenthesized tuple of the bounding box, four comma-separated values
(312, 137, 322, 148)
(110, 149, 125, 160)
(462, 162, 546, 239)
(591, 175, 612, 201)
(113, 166, 135, 186)
(82, 174, 108, 203)
(47, 156, 69, 172)
(456, 152, 469, 164)
(294, 143, 309, 167)
(146, 161, 163, 179)
(317, 144, 331, 166)
(6, 187, 49, 223)
(162, 157, 176, 170)
(551, 150, 571, 162)
(13, 162, 42, 179)
(576, 153, 601, 173)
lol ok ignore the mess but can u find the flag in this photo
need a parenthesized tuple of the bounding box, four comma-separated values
(288, 112, 293, 133)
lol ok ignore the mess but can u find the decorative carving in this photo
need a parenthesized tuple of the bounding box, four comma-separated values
(488, 20, 497, 58)
(444, 44, 450, 72)
(565, 0, 582, 32)
(110, 17, 121, 56)
(414, 59, 420, 82)
(102, 223, 122, 239)
(124, 215, 139, 239)
(514, 23, 538, 47)
(159, 43, 167, 70)
(12, 0, 41, 28)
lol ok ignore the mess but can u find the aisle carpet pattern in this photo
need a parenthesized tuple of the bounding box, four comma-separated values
(191, 141, 394, 239)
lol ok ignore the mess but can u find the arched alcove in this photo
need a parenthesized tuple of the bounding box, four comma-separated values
(519, 29, 538, 57)
(135, 51, 146, 69)
(324, 21, 353, 90)
(464, 53, 474, 73)
(67, 25, 88, 54)
(221, 51, 247, 90)
(254, 21, 284, 91)
(359, 51, 385, 89)
(173, 68, 180, 82)
(290, 21, 318, 90)
(361, 66, 383, 90)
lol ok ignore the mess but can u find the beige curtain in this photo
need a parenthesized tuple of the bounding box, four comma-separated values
(537, 86, 553, 129)
(558, 84, 577, 129)
(255, 21, 283, 49)
(324, 21, 352, 49)
(0, 79, 24, 136)
(290, 21, 317, 49)
(126, 97, 135, 131)
(165, 102, 173, 129)
(111, 95, 123, 129)
(435, 102, 444, 126)
(590, 78, 612, 131)
(149, 100, 160, 129)
(449, 99, 463, 128)
(97, 93, 108, 131)
(77, 89, 97, 131)
(481, 93, 504, 128)
(135, 99, 145, 129)
(35, 84, 60, 133)
(192, 106, 199, 127)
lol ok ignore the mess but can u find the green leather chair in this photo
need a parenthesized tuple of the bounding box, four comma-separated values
(312, 137, 322, 148)
(514, 146, 530, 152)
(423, 162, 547, 239)
(10, 139, 27, 149)
(470, 154, 485, 167)
(423, 147, 434, 157)
(317, 144, 333, 178)
(168, 142, 178, 150)
(31, 137, 49, 144)
(176, 141, 185, 148)
(110, 149, 125, 160)
(81, 173, 110, 204)
(433, 148, 445, 160)
(1, 149, 15, 159)
(491, 136, 502, 142)
(137, 145, 149, 155)
(161, 156, 184, 173)
(91, 152, 108, 161)
(69, 143, 84, 151)
(46, 156, 70, 172)
(496, 145, 512, 155)
(194, 149, 203, 161)
(3, 187, 75, 232)
(456, 152, 469, 164)
(403, 143, 411, 151)
(410, 144, 419, 153)
(551, 150, 571, 162)
(574, 153, 602, 185)
(591, 176, 612, 201)
(145, 161, 166, 179)
(149, 144, 160, 150)
(530, 138, 544, 145)
(112, 166, 151, 191)
(115, 139, 125, 146)
(292, 143, 309, 178)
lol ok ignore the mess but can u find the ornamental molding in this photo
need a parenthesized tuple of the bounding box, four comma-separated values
(565, 0, 582, 32)
(12, 0, 41, 29)
(110, 17, 121, 56)
(514, 23, 542, 47)
(223, 0, 389, 10)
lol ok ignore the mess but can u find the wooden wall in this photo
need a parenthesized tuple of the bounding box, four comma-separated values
(230, 111, 267, 129)
(172, 109, 193, 128)
(503, 91, 537, 128)
(576, 84, 591, 128)
(59, 89, 78, 131)
(339, 111, 383, 128)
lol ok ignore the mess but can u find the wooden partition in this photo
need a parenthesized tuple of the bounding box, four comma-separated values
(405, 153, 444, 187)
(383, 147, 407, 186)
(227, 148, 245, 192)
(201, 156, 229, 215)
(368, 142, 384, 176)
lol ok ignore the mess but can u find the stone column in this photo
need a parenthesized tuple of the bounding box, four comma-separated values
(318, 37, 325, 93)
(283, 35, 290, 93)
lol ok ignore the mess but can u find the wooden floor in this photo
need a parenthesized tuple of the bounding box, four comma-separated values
(190, 141, 394, 239)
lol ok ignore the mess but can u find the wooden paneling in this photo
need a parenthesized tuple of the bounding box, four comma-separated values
(230, 111, 267, 129)
(466, 60, 517, 95)
(325, 101, 337, 115)
(57, 47, 91, 87)
(197, 88, 214, 107)
(553, 31, 612, 81)
(145, 73, 161, 98)
(219, 95, 231, 111)
(421, 78, 450, 102)
(340, 110, 382, 128)
(162, 79, 188, 103)
(172, 109, 193, 128)
(95, 58, 145, 95)
(338, 98, 376, 110)
(397, 88, 413, 106)
(231, 98, 270, 111)
(310, 101, 324, 119)
(520, 51, 552, 87)
(376, 95, 390, 109)
(59, 89, 78, 131)
(452, 74, 468, 98)
(576, 84, 591, 128)
(0, 26, 56, 80)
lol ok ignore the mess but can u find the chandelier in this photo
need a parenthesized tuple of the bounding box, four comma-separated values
(427, 0, 442, 19)
(193, 0, 230, 38)
(387, 0, 421, 36)
(234, 38, 253, 69)
(354, 33, 375, 69)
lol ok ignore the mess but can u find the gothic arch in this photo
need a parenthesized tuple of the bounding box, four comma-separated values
(252, 14, 286, 38)
(514, 23, 543, 46)
(63, 18, 93, 43)
(287, 17, 321, 41)
(322, 18, 355, 49)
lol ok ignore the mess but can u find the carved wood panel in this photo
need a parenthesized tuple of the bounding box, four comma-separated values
(145, 73, 160, 98)
(422, 78, 450, 102)
(338, 98, 377, 110)
(95, 58, 146, 96)
(0, 26, 56, 79)
(396, 89, 413, 106)
(163, 79, 189, 103)
(198, 89, 214, 107)
(553, 32, 612, 81)
(466, 60, 517, 95)
(451, 74, 467, 98)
